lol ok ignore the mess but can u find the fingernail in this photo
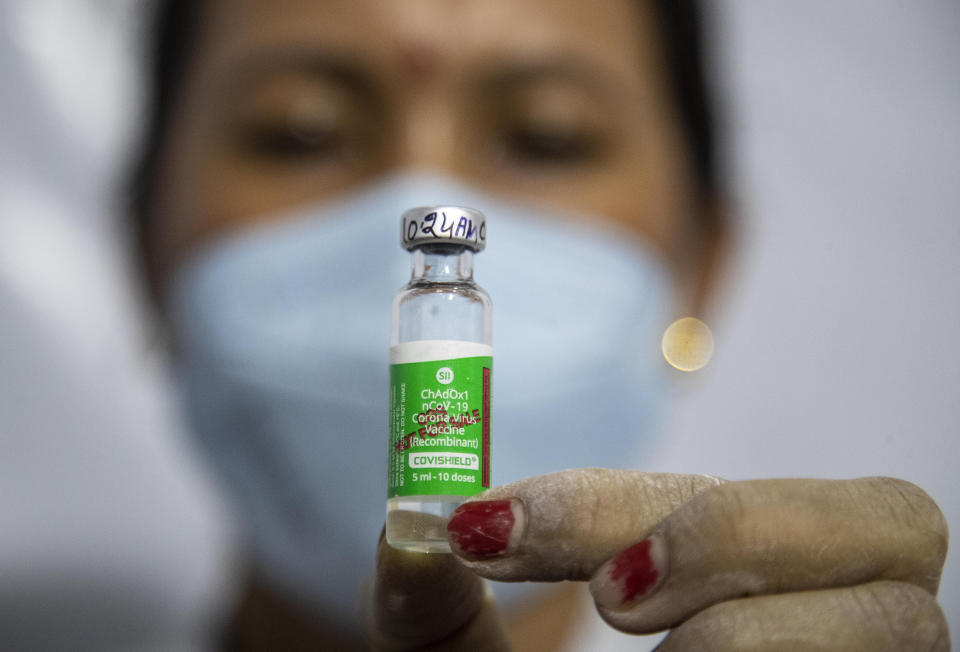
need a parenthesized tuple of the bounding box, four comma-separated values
(447, 499, 523, 559)
(591, 535, 667, 609)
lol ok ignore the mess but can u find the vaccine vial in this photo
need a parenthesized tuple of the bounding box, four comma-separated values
(386, 206, 492, 552)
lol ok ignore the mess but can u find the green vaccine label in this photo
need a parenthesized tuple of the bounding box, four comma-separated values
(388, 340, 492, 499)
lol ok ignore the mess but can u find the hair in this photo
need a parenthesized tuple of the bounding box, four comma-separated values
(651, 0, 717, 199)
(130, 0, 719, 233)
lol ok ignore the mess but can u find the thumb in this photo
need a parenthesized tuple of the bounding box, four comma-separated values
(367, 526, 510, 651)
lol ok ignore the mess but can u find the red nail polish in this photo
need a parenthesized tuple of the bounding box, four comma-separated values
(447, 499, 515, 558)
(609, 538, 661, 603)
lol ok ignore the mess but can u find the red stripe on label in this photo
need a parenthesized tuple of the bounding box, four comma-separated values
(482, 366, 491, 487)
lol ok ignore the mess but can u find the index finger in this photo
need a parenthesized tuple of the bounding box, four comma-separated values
(447, 468, 724, 581)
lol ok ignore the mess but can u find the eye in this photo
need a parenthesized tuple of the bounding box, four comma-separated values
(239, 120, 346, 160)
(502, 124, 600, 165)
(232, 92, 371, 163)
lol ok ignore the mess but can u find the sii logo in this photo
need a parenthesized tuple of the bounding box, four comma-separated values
(436, 367, 454, 384)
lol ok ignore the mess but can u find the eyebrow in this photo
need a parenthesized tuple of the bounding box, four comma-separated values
(476, 57, 624, 101)
(215, 46, 382, 104)
(214, 46, 624, 105)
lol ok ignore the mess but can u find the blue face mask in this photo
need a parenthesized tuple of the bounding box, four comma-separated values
(169, 171, 673, 630)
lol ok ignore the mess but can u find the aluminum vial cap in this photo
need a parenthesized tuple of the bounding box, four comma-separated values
(401, 206, 487, 252)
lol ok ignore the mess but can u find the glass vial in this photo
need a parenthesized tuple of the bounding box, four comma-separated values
(386, 206, 492, 552)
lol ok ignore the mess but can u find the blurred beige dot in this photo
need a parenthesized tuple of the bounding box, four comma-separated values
(662, 317, 714, 372)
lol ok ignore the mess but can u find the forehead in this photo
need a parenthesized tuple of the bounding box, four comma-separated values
(198, 0, 657, 87)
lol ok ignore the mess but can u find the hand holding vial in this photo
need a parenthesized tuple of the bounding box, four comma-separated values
(369, 469, 949, 651)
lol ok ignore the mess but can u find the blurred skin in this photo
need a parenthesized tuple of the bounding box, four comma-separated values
(146, 0, 949, 650)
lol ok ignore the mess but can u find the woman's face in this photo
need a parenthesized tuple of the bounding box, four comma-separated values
(150, 0, 711, 300)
